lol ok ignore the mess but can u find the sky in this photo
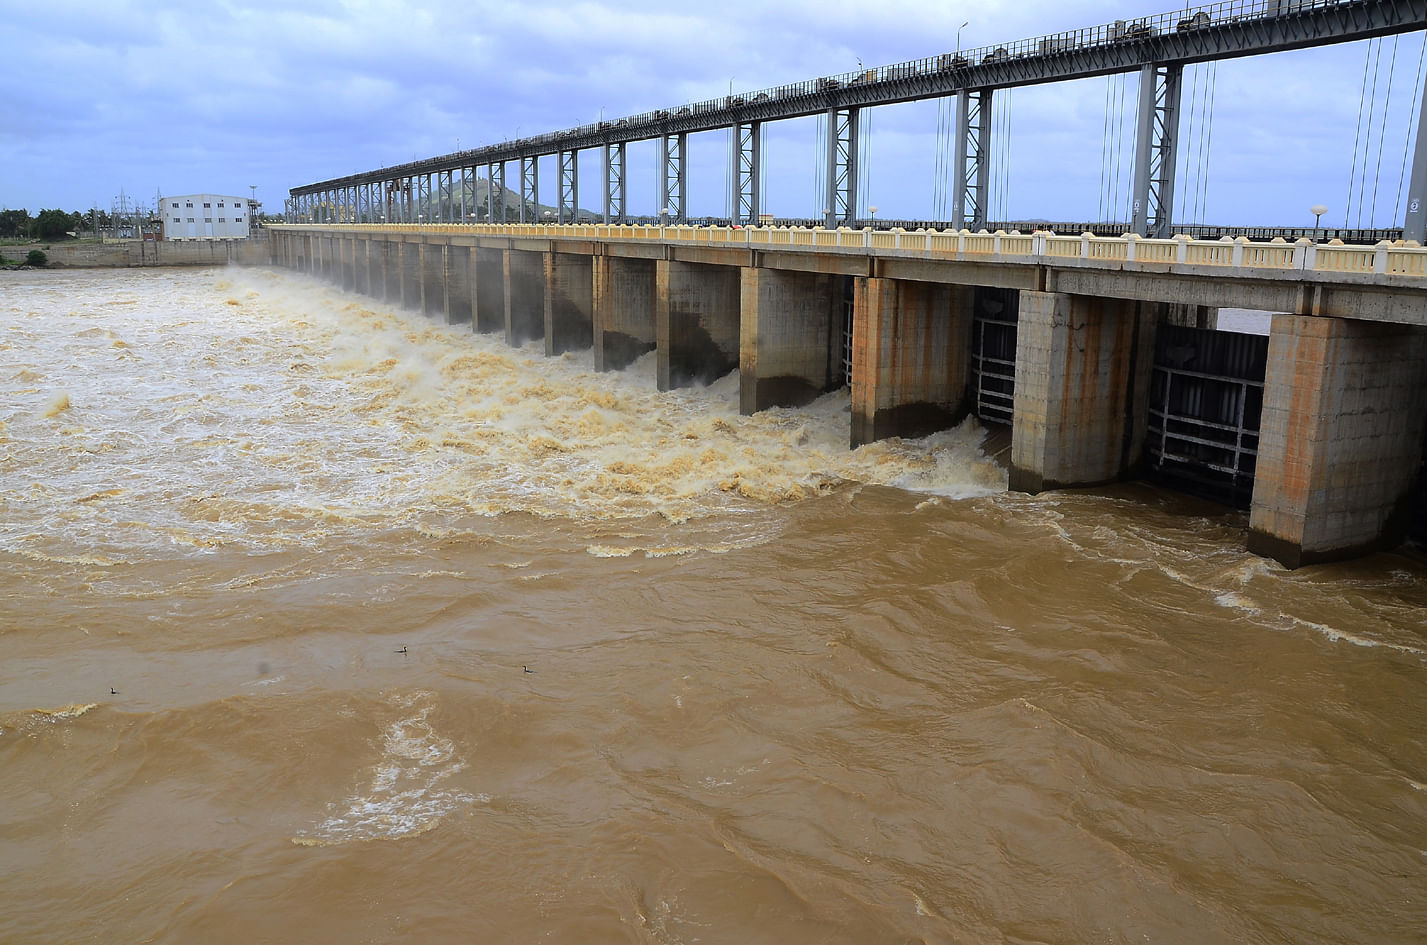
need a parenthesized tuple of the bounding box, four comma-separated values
(2, 0, 1424, 229)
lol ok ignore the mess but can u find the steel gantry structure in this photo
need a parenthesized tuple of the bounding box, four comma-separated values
(288, 0, 1427, 240)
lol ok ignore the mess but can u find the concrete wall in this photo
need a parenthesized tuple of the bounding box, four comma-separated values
(739, 268, 843, 414)
(657, 260, 741, 391)
(474, 248, 505, 334)
(19, 237, 271, 269)
(504, 249, 545, 346)
(446, 245, 473, 325)
(384, 241, 399, 301)
(1248, 315, 1427, 566)
(1009, 290, 1156, 492)
(851, 276, 974, 447)
(400, 242, 421, 310)
(420, 243, 446, 317)
(544, 252, 594, 356)
(593, 256, 657, 371)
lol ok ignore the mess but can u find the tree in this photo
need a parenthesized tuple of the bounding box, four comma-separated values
(25, 249, 47, 266)
(0, 208, 31, 238)
(34, 208, 73, 239)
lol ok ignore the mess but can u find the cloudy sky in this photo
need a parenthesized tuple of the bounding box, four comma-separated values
(3, 0, 1423, 228)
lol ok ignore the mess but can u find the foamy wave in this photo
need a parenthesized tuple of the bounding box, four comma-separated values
(293, 692, 475, 846)
(3, 269, 1008, 557)
(1, 702, 99, 736)
(33, 702, 98, 721)
(1289, 617, 1426, 656)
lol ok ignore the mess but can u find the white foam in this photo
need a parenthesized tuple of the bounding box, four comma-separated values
(2, 269, 1009, 557)
(293, 692, 475, 845)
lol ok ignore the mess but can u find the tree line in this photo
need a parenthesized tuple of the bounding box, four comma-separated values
(0, 208, 103, 240)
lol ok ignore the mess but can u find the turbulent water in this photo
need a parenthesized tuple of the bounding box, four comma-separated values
(3, 267, 1425, 945)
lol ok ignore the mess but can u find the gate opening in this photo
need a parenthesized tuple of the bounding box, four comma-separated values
(1146, 324, 1267, 508)
(971, 288, 1018, 427)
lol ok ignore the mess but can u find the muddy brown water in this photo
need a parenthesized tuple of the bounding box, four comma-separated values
(2, 268, 1425, 944)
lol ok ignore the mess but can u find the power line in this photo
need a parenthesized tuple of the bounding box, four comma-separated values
(1350, 38, 1382, 228)
(1369, 35, 1400, 228)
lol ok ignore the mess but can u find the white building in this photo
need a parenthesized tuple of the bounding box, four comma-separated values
(162, 193, 251, 240)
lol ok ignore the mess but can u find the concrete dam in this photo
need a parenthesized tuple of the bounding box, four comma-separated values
(267, 222, 1427, 568)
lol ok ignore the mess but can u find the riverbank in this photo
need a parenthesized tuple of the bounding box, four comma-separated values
(3, 231, 269, 268)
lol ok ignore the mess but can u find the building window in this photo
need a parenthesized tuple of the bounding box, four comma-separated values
(171, 201, 178, 208)
(186, 202, 193, 208)
(218, 218, 226, 223)
(218, 202, 225, 207)
(172, 217, 180, 223)
(187, 217, 194, 223)
(204, 218, 212, 223)
(235, 216, 243, 223)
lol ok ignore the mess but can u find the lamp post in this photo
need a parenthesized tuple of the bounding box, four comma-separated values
(1310, 203, 1328, 241)
(868, 204, 879, 229)
(957, 21, 969, 55)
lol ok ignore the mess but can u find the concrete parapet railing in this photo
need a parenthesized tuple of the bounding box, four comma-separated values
(287, 222, 1427, 278)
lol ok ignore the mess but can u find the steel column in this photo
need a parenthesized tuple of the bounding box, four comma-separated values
(658, 132, 687, 222)
(520, 155, 538, 223)
(734, 121, 761, 226)
(1405, 75, 1427, 243)
(952, 89, 992, 230)
(1132, 62, 1183, 238)
(824, 107, 859, 228)
(558, 149, 578, 223)
(493, 162, 507, 222)
(604, 142, 625, 223)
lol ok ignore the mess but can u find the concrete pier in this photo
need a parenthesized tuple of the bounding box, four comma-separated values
(544, 252, 594, 356)
(503, 249, 545, 347)
(850, 277, 974, 447)
(739, 268, 843, 414)
(593, 256, 657, 372)
(446, 245, 473, 325)
(1009, 291, 1155, 493)
(657, 260, 741, 391)
(1247, 316, 1427, 566)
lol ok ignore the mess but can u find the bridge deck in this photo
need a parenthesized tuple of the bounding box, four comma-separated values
(271, 222, 1427, 325)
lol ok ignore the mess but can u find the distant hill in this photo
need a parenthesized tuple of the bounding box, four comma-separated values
(417, 176, 601, 223)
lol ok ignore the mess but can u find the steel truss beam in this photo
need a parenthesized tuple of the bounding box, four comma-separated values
(1132, 62, 1183, 238)
(294, 2, 1426, 202)
(952, 89, 993, 230)
(659, 132, 687, 222)
(734, 121, 761, 225)
(824, 107, 859, 228)
(559, 150, 578, 223)
(604, 142, 626, 223)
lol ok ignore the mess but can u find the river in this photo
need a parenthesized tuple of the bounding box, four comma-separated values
(2, 266, 1424, 944)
